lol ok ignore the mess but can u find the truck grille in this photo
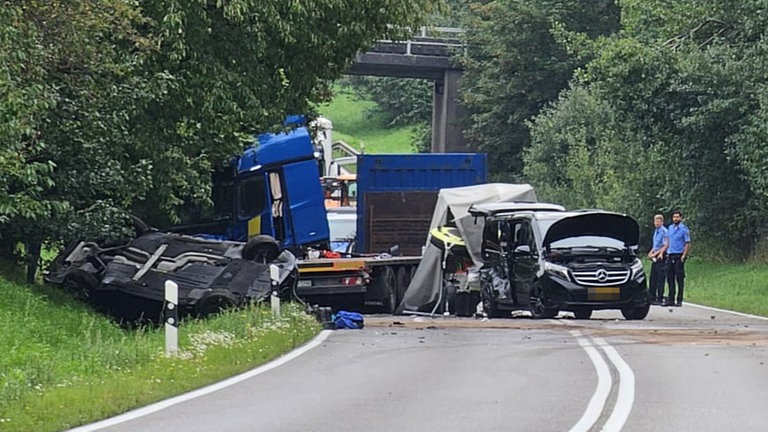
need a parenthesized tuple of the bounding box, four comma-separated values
(571, 268, 629, 286)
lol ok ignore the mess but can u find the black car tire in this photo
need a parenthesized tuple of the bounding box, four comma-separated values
(573, 309, 593, 320)
(242, 235, 281, 263)
(481, 287, 504, 318)
(529, 287, 558, 319)
(194, 289, 239, 317)
(63, 270, 99, 304)
(621, 303, 650, 320)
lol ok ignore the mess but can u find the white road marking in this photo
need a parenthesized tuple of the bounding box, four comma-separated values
(686, 302, 768, 321)
(594, 337, 635, 432)
(567, 330, 612, 432)
(66, 330, 333, 432)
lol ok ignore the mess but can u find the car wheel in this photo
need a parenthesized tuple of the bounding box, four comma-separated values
(529, 287, 558, 319)
(621, 303, 650, 320)
(573, 309, 593, 320)
(63, 270, 100, 304)
(481, 286, 504, 318)
(194, 289, 239, 318)
(242, 235, 281, 263)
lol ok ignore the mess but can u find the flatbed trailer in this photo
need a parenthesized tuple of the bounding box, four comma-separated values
(295, 255, 422, 313)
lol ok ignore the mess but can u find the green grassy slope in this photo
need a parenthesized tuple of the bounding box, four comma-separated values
(0, 272, 319, 432)
(317, 89, 418, 154)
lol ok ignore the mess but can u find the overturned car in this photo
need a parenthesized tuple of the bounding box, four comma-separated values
(474, 208, 649, 320)
(44, 231, 298, 322)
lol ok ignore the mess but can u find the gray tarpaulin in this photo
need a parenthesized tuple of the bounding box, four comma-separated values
(397, 183, 537, 314)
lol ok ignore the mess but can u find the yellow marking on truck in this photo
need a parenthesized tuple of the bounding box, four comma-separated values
(247, 216, 261, 237)
(298, 260, 367, 273)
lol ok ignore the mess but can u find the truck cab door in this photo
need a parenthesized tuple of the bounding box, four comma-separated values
(280, 160, 330, 248)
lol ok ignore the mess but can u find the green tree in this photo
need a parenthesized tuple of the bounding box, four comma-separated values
(0, 0, 442, 276)
(458, 0, 619, 179)
(526, 0, 768, 259)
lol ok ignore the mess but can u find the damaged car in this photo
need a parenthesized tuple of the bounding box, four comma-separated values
(44, 231, 299, 322)
(476, 209, 649, 320)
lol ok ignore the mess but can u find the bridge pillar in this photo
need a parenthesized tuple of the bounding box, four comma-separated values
(431, 69, 469, 153)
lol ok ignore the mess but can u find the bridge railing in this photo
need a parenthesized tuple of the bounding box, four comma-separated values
(374, 26, 464, 57)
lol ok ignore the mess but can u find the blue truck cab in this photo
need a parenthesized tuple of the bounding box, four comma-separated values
(173, 122, 330, 251)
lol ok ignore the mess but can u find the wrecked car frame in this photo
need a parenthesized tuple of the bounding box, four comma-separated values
(44, 231, 298, 322)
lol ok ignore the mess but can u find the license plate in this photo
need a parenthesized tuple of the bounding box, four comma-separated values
(588, 287, 620, 301)
(297, 279, 312, 288)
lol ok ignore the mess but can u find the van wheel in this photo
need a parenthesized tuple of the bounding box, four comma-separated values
(573, 309, 593, 320)
(242, 235, 281, 263)
(529, 287, 558, 319)
(194, 290, 239, 318)
(481, 287, 503, 318)
(621, 304, 650, 320)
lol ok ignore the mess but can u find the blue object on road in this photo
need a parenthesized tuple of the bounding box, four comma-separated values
(333, 311, 364, 329)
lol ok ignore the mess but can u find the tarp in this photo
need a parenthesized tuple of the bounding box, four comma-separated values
(397, 183, 537, 314)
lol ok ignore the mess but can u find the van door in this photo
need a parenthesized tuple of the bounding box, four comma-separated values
(511, 219, 538, 304)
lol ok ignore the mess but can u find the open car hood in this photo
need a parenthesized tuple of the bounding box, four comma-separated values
(542, 212, 639, 247)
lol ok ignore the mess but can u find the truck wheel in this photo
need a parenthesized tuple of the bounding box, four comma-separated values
(395, 267, 410, 306)
(621, 304, 650, 320)
(242, 235, 281, 263)
(194, 289, 239, 318)
(374, 266, 397, 314)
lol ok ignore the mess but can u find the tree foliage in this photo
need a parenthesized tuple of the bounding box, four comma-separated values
(458, 0, 619, 179)
(0, 0, 441, 265)
(525, 0, 768, 260)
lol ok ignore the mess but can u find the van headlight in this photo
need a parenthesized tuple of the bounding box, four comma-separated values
(630, 259, 645, 281)
(544, 262, 571, 281)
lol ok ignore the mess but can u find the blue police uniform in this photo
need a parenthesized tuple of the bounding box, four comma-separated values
(666, 222, 690, 306)
(649, 225, 668, 303)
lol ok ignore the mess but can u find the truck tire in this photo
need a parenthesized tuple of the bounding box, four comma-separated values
(194, 289, 239, 318)
(373, 266, 397, 314)
(242, 235, 281, 263)
(395, 267, 411, 307)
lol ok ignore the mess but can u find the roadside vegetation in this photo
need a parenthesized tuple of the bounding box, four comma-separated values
(685, 259, 768, 317)
(318, 85, 422, 154)
(0, 268, 320, 432)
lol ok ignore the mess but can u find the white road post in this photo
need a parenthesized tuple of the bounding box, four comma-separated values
(164, 280, 179, 356)
(270, 264, 281, 316)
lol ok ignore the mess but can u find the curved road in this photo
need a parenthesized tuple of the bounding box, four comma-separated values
(72, 304, 768, 432)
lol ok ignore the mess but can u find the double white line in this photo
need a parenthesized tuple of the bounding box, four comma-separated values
(568, 329, 635, 432)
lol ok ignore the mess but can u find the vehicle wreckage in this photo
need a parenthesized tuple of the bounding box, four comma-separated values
(44, 231, 298, 322)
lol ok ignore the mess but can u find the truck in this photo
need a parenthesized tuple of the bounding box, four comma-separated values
(174, 116, 487, 312)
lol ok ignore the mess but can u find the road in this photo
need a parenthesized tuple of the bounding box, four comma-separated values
(72, 304, 768, 432)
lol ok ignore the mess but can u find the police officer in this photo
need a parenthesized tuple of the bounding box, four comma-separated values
(666, 210, 691, 307)
(647, 214, 668, 305)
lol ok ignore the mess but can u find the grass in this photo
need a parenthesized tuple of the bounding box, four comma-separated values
(683, 259, 768, 316)
(317, 87, 419, 154)
(0, 274, 320, 432)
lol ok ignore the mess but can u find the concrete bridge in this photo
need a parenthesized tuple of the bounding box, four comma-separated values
(345, 27, 470, 153)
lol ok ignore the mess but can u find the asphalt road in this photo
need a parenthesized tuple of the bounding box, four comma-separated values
(72, 303, 768, 432)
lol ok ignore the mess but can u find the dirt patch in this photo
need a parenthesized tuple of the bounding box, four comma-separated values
(364, 315, 768, 347)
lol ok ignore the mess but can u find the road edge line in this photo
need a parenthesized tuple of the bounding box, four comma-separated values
(66, 329, 334, 432)
(685, 302, 768, 321)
